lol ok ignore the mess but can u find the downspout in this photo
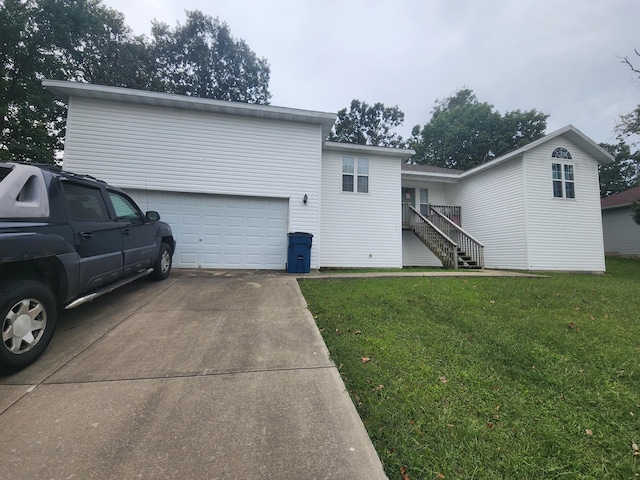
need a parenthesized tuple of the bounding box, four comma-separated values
(521, 154, 531, 269)
(316, 125, 324, 270)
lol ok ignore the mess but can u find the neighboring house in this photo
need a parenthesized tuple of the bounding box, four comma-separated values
(601, 185, 640, 257)
(43, 80, 613, 272)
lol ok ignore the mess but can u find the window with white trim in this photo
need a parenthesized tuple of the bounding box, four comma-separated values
(419, 188, 429, 216)
(551, 147, 575, 198)
(342, 156, 369, 193)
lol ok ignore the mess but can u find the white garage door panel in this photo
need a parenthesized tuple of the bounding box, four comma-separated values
(128, 190, 288, 269)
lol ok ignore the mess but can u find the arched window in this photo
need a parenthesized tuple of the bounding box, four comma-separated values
(551, 148, 575, 198)
(552, 147, 572, 159)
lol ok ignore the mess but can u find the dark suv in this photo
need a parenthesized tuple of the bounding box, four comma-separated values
(0, 162, 175, 373)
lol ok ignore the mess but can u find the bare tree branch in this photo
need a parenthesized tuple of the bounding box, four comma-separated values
(619, 48, 640, 76)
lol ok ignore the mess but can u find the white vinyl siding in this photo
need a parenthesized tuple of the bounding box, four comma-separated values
(602, 207, 640, 256)
(445, 140, 605, 272)
(321, 150, 401, 268)
(402, 231, 443, 267)
(450, 157, 528, 270)
(523, 141, 605, 271)
(62, 97, 323, 268)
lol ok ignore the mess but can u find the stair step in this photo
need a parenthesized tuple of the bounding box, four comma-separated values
(411, 220, 483, 270)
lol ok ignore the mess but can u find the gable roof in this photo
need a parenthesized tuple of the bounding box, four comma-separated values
(459, 125, 614, 179)
(601, 185, 640, 210)
(400, 125, 614, 182)
(42, 79, 337, 139)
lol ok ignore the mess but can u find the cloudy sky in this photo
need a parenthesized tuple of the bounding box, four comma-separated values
(100, 0, 640, 144)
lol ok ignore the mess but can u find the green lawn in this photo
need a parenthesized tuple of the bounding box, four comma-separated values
(299, 257, 640, 480)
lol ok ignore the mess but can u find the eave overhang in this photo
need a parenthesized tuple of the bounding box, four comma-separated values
(43, 79, 338, 139)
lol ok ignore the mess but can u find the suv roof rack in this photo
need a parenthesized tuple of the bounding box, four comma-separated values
(15, 162, 107, 185)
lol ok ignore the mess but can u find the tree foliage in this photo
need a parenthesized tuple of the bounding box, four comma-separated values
(2, 0, 63, 162)
(598, 141, 639, 197)
(0, 1, 271, 163)
(410, 88, 548, 170)
(329, 99, 405, 147)
(632, 200, 640, 226)
(150, 11, 270, 103)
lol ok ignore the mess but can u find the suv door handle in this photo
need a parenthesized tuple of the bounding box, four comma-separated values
(122, 228, 130, 236)
(80, 232, 93, 240)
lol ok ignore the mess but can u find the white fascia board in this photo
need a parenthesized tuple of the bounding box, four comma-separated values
(323, 141, 415, 161)
(401, 171, 460, 183)
(42, 79, 337, 138)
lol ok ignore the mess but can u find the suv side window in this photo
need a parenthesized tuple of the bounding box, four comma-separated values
(61, 182, 110, 222)
(108, 191, 142, 221)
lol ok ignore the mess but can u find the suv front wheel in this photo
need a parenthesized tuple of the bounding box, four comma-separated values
(0, 280, 57, 374)
(150, 242, 172, 281)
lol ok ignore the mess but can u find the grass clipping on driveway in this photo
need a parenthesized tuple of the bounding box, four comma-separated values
(299, 257, 640, 479)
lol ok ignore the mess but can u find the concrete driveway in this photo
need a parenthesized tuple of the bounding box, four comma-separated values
(0, 270, 387, 479)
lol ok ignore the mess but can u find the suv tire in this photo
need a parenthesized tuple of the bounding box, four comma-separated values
(0, 280, 58, 374)
(150, 242, 172, 281)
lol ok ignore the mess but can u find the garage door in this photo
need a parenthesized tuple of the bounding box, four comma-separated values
(128, 190, 289, 269)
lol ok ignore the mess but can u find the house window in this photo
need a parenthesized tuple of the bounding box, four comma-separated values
(342, 156, 369, 193)
(551, 147, 575, 198)
(552, 147, 572, 160)
(552, 162, 575, 199)
(419, 188, 429, 216)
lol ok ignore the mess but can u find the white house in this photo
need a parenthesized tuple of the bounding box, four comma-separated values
(43, 80, 613, 272)
(401, 127, 613, 272)
(601, 185, 640, 257)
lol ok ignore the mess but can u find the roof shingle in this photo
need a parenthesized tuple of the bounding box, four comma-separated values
(601, 185, 640, 208)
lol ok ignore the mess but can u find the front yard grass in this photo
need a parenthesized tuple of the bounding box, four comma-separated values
(299, 257, 640, 479)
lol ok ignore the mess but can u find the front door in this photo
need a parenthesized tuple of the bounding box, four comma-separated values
(401, 188, 415, 226)
(402, 187, 415, 207)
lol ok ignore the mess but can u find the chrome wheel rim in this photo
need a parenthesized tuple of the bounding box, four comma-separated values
(2, 298, 47, 355)
(160, 250, 171, 274)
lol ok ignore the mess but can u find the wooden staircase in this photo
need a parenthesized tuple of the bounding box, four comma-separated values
(403, 204, 484, 270)
(457, 247, 481, 269)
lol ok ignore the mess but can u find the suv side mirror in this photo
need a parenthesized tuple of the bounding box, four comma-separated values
(146, 211, 160, 222)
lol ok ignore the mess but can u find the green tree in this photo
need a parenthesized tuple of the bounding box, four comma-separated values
(1, 0, 148, 163)
(632, 201, 640, 226)
(1, 0, 61, 162)
(598, 141, 639, 197)
(150, 10, 271, 104)
(410, 88, 548, 170)
(329, 99, 405, 147)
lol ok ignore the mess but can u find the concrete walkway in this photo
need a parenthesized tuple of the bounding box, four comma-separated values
(0, 270, 387, 479)
(299, 268, 547, 279)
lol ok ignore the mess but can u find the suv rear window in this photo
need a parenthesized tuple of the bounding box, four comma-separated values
(62, 182, 110, 221)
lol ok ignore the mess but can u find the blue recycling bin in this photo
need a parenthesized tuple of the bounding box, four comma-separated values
(287, 232, 313, 273)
